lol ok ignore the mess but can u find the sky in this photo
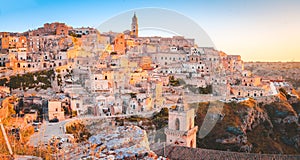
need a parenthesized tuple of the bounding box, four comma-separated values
(0, 0, 299, 62)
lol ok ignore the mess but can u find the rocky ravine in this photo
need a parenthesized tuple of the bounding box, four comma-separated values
(195, 94, 300, 154)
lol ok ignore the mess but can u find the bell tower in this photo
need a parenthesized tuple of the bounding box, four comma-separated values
(165, 96, 198, 148)
(131, 12, 138, 38)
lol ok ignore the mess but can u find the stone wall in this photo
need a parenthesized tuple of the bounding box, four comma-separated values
(155, 146, 300, 160)
(255, 95, 278, 104)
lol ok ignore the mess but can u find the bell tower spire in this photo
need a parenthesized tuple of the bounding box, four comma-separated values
(131, 12, 138, 38)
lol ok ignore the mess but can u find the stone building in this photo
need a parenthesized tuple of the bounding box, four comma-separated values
(151, 52, 187, 66)
(0, 54, 8, 67)
(114, 33, 126, 54)
(231, 85, 269, 98)
(70, 98, 84, 115)
(242, 76, 262, 87)
(165, 97, 198, 148)
(48, 100, 65, 121)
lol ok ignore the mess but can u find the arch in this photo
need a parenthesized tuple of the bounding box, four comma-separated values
(189, 118, 192, 129)
(175, 118, 180, 130)
(115, 81, 118, 89)
(87, 107, 93, 115)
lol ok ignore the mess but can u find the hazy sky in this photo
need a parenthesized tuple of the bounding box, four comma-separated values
(0, 0, 299, 62)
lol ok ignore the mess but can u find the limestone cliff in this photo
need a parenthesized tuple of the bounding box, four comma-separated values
(195, 95, 300, 154)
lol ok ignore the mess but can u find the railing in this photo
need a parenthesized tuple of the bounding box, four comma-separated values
(165, 126, 198, 137)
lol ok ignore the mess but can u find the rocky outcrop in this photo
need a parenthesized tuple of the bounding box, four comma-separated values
(195, 95, 300, 154)
(240, 107, 272, 133)
(87, 125, 158, 159)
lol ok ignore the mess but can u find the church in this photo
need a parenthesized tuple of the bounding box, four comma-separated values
(165, 96, 198, 148)
(131, 12, 138, 38)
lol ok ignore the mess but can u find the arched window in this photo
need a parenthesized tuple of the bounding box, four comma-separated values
(175, 118, 180, 130)
(189, 118, 192, 129)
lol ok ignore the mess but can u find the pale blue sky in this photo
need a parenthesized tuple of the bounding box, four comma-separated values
(0, 0, 299, 61)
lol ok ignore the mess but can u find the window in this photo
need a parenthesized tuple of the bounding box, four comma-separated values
(175, 118, 180, 130)
(76, 103, 80, 108)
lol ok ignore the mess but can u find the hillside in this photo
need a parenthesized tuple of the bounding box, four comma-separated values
(195, 95, 300, 154)
(244, 62, 300, 90)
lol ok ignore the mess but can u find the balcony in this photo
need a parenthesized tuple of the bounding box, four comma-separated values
(165, 126, 198, 137)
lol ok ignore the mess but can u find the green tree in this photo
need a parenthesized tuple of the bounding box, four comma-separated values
(0, 78, 8, 86)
